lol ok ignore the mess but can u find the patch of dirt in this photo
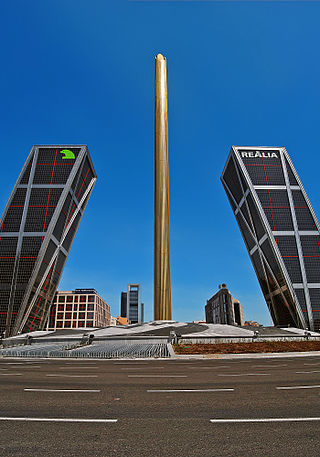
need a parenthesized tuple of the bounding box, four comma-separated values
(173, 341, 320, 354)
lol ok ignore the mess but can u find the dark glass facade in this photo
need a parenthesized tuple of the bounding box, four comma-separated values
(222, 146, 320, 331)
(0, 145, 97, 337)
(120, 292, 127, 318)
(120, 284, 141, 324)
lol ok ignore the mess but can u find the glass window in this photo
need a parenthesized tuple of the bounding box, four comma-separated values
(78, 321, 85, 327)
(88, 295, 94, 303)
(74, 303, 78, 311)
(74, 295, 78, 302)
(66, 304, 72, 311)
(86, 322, 93, 327)
(58, 296, 65, 303)
(79, 312, 85, 320)
(57, 313, 63, 320)
(64, 321, 71, 328)
(65, 313, 72, 320)
(79, 303, 86, 311)
(72, 321, 77, 328)
(87, 312, 94, 319)
(80, 295, 86, 302)
(67, 295, 73, 303)
(73, 312, 77, 319)
(56, 321, 63, 328)
(87, 303, 94, 311)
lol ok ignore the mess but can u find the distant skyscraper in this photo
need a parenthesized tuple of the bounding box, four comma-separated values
(120, 284, 142, 324)
(0, 145, 96, 337)
(221, 146, 320, 331)
(120, 292, 127, 318)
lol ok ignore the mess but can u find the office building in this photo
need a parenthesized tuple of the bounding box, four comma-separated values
(0, 145, 96, 337)
(48, 289, 110, 330)
(120, 284, 142, 324)
(120, 292, 127, 318)
(205, 284, 244, 326)
(221, 146, 320, 331)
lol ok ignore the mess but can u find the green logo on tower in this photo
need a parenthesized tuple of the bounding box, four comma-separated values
(60, 149, 75, 160)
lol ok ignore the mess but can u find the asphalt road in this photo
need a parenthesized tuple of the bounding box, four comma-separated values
(1, 355, 320, 456)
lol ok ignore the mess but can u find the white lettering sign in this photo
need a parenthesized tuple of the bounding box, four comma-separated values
(241, 151, 278, 159)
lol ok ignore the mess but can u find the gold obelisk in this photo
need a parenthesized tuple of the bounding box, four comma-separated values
(154, 53, 172, 320)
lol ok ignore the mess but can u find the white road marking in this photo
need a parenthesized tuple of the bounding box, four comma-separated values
(0, 373, 22, 376)
(276, 385, 320, 390)
(128, 375, 188, 378)
(24, 388, 100, 392)
(59, 366, 99, 369)
(296, 371, 320, 374)
(210, 417, 320, 423)
(147, 388, 234, 393)
(304, 363, 320, 366)
(121, 367, 164, 370)
(25, 361, 46, 363)
(252, 365, 288, 368)
(0, 417, 117, 423)
(188, 366, 230, 370)
(65, 363, 97, 365)
(3, 363, 25, 365)
(218, 373, 270, 377)
(46, 374, 98, 378)
(114, 363, 148, 365)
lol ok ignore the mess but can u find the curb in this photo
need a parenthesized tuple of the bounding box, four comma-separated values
(173, 350, 320, 360)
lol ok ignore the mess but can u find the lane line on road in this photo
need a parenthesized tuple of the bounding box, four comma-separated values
(296, 371, 320, 374)
(59, 367, 99, 369)
(120, 367, 164, 370)
(276, 385, 320, 390)
(0, 417, 117, 423)
(210, 417, 320, 423)
(147, 388, 234, 393)
(304, 363, 320, 366)
(128, 375, 188, 378)
(2, 363, 25, 365)
(64, 363, 97, 365)
(188, 366, 230, 370)
(24, 388, 101, 392)
(218, 373, 270, 377)
(113, 363, 148, 365)
(0, 373, 22, 376)
(46, 374, 99, 378)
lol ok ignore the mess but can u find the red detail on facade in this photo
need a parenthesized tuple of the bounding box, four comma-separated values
(261, 156, 277, 242)
(41, 150, 58, 244)
(65, 168, 90, 229)
(29, 265, 53, 331)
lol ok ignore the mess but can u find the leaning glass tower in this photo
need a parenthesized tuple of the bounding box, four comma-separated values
(0, 145, 96, 337)
(221, 146, 320, 331)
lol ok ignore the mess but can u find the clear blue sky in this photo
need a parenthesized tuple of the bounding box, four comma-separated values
(1, 0, 320, 324)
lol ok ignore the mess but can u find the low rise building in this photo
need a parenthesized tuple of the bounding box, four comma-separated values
(117, 316, 128, 325)
(48, 289, 110, 330)
(244, 320, 262, 327)
(205, 284, 244, 326)
(109, 316, 117, 326)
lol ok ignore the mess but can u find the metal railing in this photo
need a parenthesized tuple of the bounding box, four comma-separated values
(0, 341, 170, 359)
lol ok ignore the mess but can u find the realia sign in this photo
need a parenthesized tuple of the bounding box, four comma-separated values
(240, 151, 278, 159)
